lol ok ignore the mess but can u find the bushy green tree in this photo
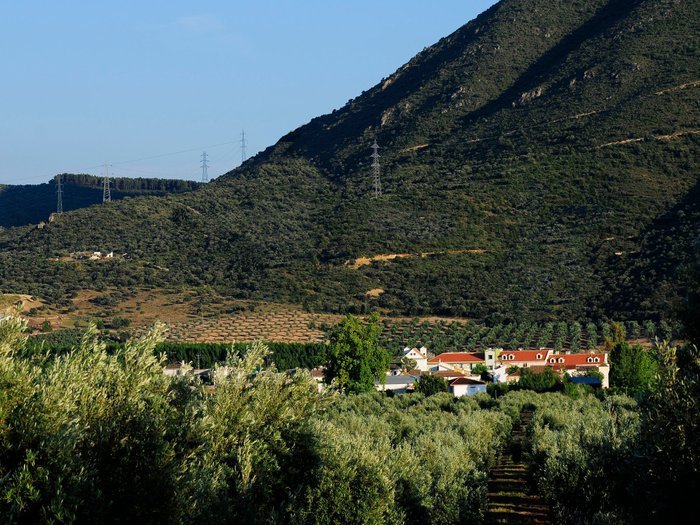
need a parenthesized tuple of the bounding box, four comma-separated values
(414, 374, 449, 396)
(609, 342, 658, 397)
(0, 319, 182, 523)
(295, 391, 511, 525)
(527, 392, 640, 523)
(325, 313, 391, 393)
(518, 368, 561, 392)
(586, 322, 598, 349)
(181, 342, 324, 523)
(637, 341, 700, 522)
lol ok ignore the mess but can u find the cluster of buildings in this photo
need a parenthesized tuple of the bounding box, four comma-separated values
(377, 346, 609, 396)
(161, 344, 610, 399)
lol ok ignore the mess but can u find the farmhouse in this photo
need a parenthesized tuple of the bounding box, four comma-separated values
(428, 352, 485, 372)
(498, 349, 552, 368)
(163, 362, 192, 377)
(546, 353, 610, 388)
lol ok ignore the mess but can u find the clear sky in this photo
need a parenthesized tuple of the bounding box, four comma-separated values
(0, 1, 498, 185)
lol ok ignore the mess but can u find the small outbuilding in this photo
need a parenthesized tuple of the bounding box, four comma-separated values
(376, 374, 419, 394)
(449, 377, 487, 397)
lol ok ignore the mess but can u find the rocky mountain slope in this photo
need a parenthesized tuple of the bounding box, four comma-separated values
(0, 0, 697, 322)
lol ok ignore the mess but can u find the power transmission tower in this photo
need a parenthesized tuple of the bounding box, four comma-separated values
(55, 174, 63, 213)
(201, 151, 209, 183)
(240, 130, 247, 163)
(102, 163, 111, 203)
(371, 139, 382, 198)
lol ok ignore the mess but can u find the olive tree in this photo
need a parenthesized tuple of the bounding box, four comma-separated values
(324, 313, 391, 393)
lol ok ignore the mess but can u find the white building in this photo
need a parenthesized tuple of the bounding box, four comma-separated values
(427, 352, 486, 373)
(450, 377, 487, 397)
(376, 374, 418, 394)
(498, 350, 552, 368)
(403, 346, 429, 371)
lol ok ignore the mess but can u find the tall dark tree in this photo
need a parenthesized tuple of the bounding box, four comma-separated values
(414, 374, 449, 396)
(324, 313, 390, 393)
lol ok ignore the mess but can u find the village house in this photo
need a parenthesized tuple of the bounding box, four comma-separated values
(498, 349, 553, 368)
(546, 353, 610, 388)
(449, 377, 487, 397)
(310, 367, 326, 392)
(426, 349, 509, 382)
(495, 349, 611, 388)
(163, 362, 192, 377)
(377, 374, 419, 394)
(402, 346, 429, 371)
(427, 352, 485, 373)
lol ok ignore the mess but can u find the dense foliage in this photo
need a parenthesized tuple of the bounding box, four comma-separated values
(503, 340, 700, 524)
(609, 341, 658, 396)
(414, 374, 449, 396)
(26, 332, 327, 371)
(296, 393, 511, 525)
(324, 314, 390, 393)
(0, 0, 697, 322)
(0, 317, 514, 524)
(2, 315, 697, 523)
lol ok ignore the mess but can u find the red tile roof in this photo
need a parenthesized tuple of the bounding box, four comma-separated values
(547, 353, 607, 368)
(498, 350, 549, 362)
(431, 370, 466, 379)
(450, 377, 486, 386)
(428, 352, 484, 364)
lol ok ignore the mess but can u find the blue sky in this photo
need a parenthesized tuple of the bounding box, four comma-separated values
(0, 1, 497, 184)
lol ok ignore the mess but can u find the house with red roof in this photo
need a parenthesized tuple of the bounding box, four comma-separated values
(449, 377, 487, 397)
(546, 353, 610, 388)
(498, 350, 552, 368)
(428, 352, 486, 373)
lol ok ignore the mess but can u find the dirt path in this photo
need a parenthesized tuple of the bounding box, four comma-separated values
(484, 410, 552, 525)
(345, 249, 487, 270)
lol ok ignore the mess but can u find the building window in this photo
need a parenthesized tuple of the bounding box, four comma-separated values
(536, 353, 542, 360)
(558, 358, 564, 363)
(594, 357, 600, 363)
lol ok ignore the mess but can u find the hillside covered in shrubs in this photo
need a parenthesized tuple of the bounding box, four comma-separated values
(0, 0, 698, 322)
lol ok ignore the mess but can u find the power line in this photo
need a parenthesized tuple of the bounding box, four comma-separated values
(200, 152, 209, 183)
(58, 140, 242, 179)
(55, 174, 63, 213)
(102, 163, 111, 203)
(371, 139, 382, 198)
(240, 130, 247, 164)
(108, 140, 239, 168)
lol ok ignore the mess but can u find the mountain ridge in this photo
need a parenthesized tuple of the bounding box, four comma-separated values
(0, 0, 698, 322)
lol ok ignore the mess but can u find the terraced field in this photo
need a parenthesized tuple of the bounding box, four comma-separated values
(165, 308, 341, 343)
(12, 288, 667, 352)
(163, 310, 664, 352)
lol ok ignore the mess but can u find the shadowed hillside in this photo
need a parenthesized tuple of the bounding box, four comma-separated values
(0, 0, 698, 322)
(0, 174, 201, 227)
